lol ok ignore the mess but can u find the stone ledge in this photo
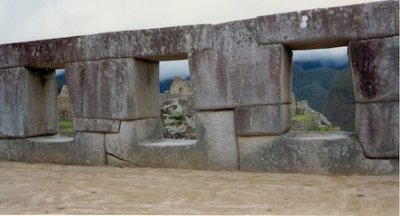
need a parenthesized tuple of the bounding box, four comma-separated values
(238, 132, 398, 175)
(256, 1, 399, 49)
(0, 24, 213, 69)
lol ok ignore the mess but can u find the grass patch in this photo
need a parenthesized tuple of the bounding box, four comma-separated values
(292, 114, 312, 122)
(58, 119, 74, 136)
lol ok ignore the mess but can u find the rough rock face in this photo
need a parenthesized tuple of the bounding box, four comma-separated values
(160, 94, 196, 139)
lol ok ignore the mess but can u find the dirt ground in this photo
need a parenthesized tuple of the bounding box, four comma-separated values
(0, 161, 398, 215)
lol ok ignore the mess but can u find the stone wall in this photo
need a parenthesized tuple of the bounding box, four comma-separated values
(0, 1, 398, 174)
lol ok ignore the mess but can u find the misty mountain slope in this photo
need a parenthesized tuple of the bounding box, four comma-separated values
(292, 63, 340, 112)
(323, 68, 355, 131)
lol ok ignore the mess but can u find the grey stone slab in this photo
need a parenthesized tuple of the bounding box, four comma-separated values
(0, 67, 57, 138)
(73, 118, 120, 133)
(72, 132, 106, 165)
(0, 25, 213, 69)
(195, 111, 239, 170)
(65, 58, 159, 119)
(0, 135, 74, 164)
(189, 19, 292, 110)
(349, 36, 399, 102)
(238, 132, 398, 175)
(134, 139, 202, 169)
(355, 102, 399, 158)
(235, 104, 291, 136)
(257, 1, 399, 49)
(105, 118, 163, 161)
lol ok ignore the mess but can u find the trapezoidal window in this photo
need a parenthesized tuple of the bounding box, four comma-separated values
(159, 59, 196, 139)
(55, 68, 74, 137)
(291, 46, 355, 132)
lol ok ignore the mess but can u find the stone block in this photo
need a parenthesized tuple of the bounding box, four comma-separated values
(0, 67, 57, 138)
(189, 19, 292, 110)
(72, 132, 106, 165)
(349, 36, 399, 102)
(0, 135, 74, 164)
(0, 25, 213, 69)
(235, 104, 291, 136)
(73, 118, 120, 133)
(257, 1, 399, 49)
(65, 58, 159, 119)
(195, 111, 239, 170)
(135, 139, 202, 169)
(238, 132, 398, 175)
(355, 102, 399, 158)
(105, 118, 163, 161)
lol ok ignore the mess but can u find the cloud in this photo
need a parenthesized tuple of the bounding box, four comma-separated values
(293, 46, 348, 66)
(160, 60, 189, 81)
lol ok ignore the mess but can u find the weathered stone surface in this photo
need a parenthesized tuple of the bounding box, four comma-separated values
(105, 118, 163, 160)
(235, 104, 291, 136)
(257, 1, 399, 49)
(0, 67, 57, 138)
(349, 36, 399, 102)
(66, 58, 159, 119)
(190, 19, 292, 110)
(73, 118, 120, 133)
(135, 139, 203, 169)
(106, 154, 138, 167)
(73, 132, 106, 165)
(238, 132, 398, 175)
(0, 25, 213, 69)
(355, 102, 399, 158)
(0, 135, 74, 164)
(195, 111, 239, 170)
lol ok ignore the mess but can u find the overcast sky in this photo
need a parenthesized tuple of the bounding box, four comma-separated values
(0, 0, 382, 80)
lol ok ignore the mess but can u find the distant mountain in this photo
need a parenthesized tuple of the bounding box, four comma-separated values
(323, 68, 355, 132)
(294, 58, 349, 71)
(56, 71, 66, 93)
(292, 63, 340, 112)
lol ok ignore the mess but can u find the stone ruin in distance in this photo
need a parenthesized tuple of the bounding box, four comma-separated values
(0, 1, 398, 175)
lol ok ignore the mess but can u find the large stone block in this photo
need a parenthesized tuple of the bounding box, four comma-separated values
(238, 132, 398, 175)
(73, 118, 120, 133)
(105, 118, 163, 161)
(0, 135, 74, 164)
(135, 139, 202, 169)
(257, 1, 399, 49)
(190, 19, 292, 110)
(195, 111, 239, 170)
(0, 67, 57, 138)
(355, 102, 399, 158)
(235, 104, 291, 136)
(72, 132, 106, 165)
(66, 58, 159, 119)
(0, 25, 213, 69)
(349, 36, 399, 102)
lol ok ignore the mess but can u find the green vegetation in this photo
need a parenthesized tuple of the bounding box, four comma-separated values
(292, 114, 312, 122)
(58, 119, 74, 136)
(322, 68, 355, 132)
(292, 114, 339, 132)
(292, 64, 339, 112)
